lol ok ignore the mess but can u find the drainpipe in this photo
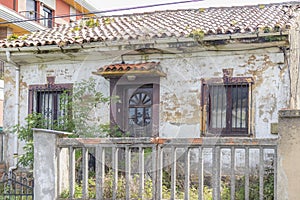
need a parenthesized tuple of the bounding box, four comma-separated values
(5, 50, 20, 173)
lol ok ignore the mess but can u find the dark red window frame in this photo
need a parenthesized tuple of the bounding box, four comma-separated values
(28, 82, 73, 130)
(201, 77, 253, 136)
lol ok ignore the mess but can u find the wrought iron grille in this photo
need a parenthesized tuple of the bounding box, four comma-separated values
(29, 86, 71, 130)
(0, 171, 34, 199)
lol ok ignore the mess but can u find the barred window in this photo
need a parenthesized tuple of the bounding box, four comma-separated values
(29, 84, 72, 130)
(201, 78, 253, 136)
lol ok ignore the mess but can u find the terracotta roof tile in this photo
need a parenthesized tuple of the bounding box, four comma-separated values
(1, 2, 299, 48)
(96, 62, 166, 77)
(99, 62, 160, 72)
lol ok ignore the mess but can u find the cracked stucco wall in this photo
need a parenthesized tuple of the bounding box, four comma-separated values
(3, 45, 291, 166)
(159, 50, 289, 138)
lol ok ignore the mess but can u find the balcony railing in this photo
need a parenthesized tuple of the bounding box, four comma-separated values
(19, 11, 60, 28)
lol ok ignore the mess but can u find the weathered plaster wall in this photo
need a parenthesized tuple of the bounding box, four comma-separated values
(159, 49, 289, 138)
(3, 46, 290, 166)
(3, 63, 18, 167)
(4, 59, 111, 167)
(20, 62, 110, 124)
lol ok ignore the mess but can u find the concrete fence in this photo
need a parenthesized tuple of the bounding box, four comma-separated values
(32, 109, 300, 200)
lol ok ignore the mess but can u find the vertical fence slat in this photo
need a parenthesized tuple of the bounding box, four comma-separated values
(212, 147, 217, 200)
(216, 146, 221, 200)
(184, 148, 190, 200)
(273, 147, 277, 200)
(212, 147, 221, 200)
(198, 147, 203, 200)
(125, 146, 131, 200)
(82, 147, 89, 199)
(139, 147, 145, 199)
(96, 146, 105, 199)
(245, 147, 250, 200)
(157, 145, 162, 200)
(171, 147, 177, 200)
(230, 147, 236, 200)
(112, 147, 119, 200)
(69, 147, 75, 198)
(259, 147, 264, 200)
(57, 147, 61, 197)
(152, 145, 157, 200)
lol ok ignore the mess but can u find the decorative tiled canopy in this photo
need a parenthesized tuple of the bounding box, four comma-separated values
(94, 62, 166, 78)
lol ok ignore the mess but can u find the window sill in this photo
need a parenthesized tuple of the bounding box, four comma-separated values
(201, 133, 253, 137)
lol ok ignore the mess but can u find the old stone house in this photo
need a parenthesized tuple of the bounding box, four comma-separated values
(0, 2, 299, 170)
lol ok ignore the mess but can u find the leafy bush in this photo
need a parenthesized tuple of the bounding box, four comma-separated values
(14, 78, 116, 169)
(13, 113, 47, 169)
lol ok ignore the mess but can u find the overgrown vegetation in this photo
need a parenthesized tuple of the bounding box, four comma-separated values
(14, 78, 119, 169)
(7, 34, 19, 41)
(13, 113, 46, 169)
(59, 166, 274, 199)
(189, 29, 205, 40)
(72, 18, 100, 32)
(85, 18, 100, 27)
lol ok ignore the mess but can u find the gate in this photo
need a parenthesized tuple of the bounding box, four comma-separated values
(0, 171, 34, 199)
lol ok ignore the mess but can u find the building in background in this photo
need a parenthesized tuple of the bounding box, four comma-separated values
(0, 0, 97, 173)
(0, 0, 97, 39)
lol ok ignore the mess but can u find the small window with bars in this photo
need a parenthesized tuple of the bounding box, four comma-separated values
(201, 78, 253, 136)
(29, 84, 72, 130)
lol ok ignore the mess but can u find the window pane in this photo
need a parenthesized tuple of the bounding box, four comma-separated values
(232, 85, 248, 128)
(210, 85, 226, 129)
(136, 108, 144, 126)
(145, 107, 151, 125)
(40, 92, 54, 128)
(42, 6, 52, 28)
(26, 0, 36, 19)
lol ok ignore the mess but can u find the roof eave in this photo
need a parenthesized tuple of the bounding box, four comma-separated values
(92, 70, 166, 78)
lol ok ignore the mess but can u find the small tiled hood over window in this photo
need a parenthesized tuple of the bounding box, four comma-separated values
(94, 62, 166, 78)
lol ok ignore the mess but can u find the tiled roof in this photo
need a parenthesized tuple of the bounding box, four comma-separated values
(95, 62, 166, 77)
(1, 2, 299, 48)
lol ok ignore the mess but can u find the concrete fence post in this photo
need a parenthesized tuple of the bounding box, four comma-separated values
(33, 128, 70, 200)
(277, 109, 300, 200)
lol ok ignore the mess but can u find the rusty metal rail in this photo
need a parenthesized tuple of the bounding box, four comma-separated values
(57, 137, 277, 200)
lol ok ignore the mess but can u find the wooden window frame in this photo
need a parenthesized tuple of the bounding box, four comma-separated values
(201, 77, 253, 137)
(28, 82, 73, 129)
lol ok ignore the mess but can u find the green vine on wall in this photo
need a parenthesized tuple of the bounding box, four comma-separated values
(14, 78, 120, 169)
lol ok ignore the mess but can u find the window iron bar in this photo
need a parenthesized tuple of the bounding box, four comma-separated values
(206, 83, 250, 135)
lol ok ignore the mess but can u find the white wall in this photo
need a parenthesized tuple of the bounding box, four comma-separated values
(3, 46, 289, 167)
